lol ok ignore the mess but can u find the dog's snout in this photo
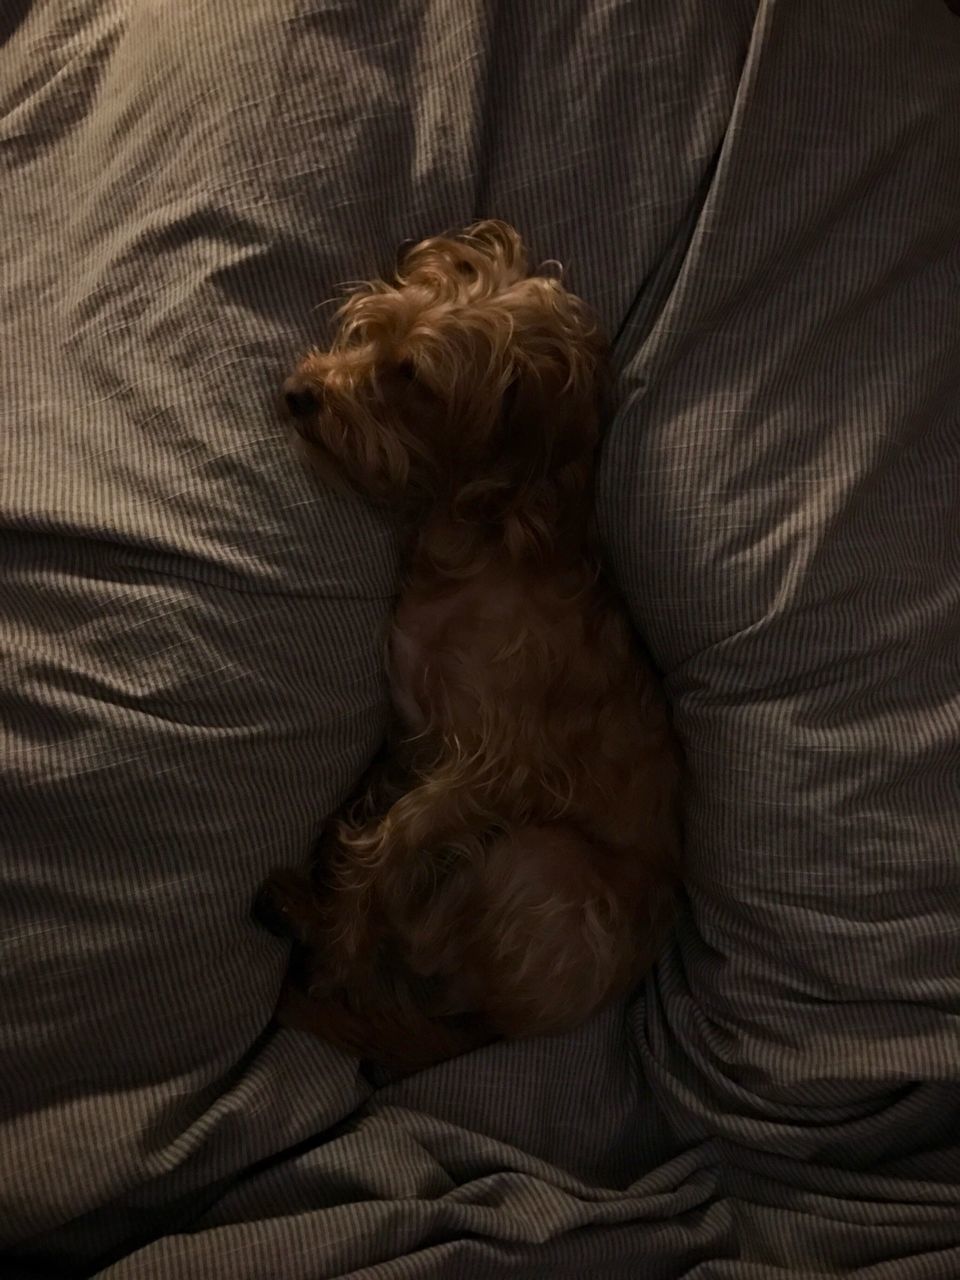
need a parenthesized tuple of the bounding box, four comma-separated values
(282, 379, 321, 421)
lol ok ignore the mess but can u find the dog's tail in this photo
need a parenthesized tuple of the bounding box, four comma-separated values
(277, 979, 494, 1074)
(255, 872, 495, 1070)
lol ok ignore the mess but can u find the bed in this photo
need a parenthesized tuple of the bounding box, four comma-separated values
(2, 2, 959, 1275)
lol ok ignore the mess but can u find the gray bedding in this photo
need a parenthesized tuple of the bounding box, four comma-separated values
(2, 1, 959, 1275)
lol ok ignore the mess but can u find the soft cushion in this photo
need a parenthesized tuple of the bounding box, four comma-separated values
(2, 1, 958, 1276)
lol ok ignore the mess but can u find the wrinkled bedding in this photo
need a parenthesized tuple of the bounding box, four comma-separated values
(2, 2, 959, 1276)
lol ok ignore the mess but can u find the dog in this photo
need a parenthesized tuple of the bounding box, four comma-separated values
(257, 220, 681, 1071)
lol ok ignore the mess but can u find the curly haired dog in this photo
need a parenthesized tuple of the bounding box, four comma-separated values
(258, 220, 681, 1071)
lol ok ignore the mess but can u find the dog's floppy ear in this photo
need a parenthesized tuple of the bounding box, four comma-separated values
(497, 344, 603, 482)
(490, 274, 607, 483)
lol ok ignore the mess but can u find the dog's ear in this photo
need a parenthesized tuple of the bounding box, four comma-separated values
(491, 276, 606, 483)
(497, 343, 603, 482)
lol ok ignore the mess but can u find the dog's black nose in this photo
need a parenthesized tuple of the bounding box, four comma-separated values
(282, 380, 320, 420)
(252, 881, 296, 939)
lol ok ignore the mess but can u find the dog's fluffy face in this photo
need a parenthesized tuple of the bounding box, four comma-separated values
(283, 221, 606, 514)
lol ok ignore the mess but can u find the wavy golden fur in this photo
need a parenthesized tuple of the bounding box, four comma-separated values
(258, 221, 681, 1071)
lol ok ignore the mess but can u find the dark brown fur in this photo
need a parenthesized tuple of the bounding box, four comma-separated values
(259, 221, 681, 1071)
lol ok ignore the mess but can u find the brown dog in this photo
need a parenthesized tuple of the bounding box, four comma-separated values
(258, 221, 680, 1071)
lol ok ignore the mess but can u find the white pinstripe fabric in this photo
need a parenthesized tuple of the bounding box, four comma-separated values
(2, 1, 958, 1275)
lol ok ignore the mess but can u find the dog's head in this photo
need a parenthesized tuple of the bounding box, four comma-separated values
(283, 221, 607, 523)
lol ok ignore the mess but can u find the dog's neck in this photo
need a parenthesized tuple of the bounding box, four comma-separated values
(402, 473, 596, 580)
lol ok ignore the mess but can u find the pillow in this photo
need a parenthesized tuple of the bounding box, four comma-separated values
(599, 1, 960, 1270)
(0, 0, 751, 1270)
